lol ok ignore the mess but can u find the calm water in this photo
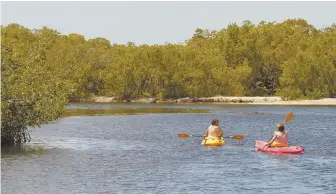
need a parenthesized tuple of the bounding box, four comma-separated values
(2, 104, 336, 194)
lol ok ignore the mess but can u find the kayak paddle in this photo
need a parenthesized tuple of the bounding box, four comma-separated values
(259, 112, 294, 152)
(178, 133, 203, 138)
(284, 112, 294, 123)
(226, 135, 245, 140)
(178, 133, 244, 140)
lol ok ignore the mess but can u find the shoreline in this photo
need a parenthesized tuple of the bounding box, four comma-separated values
(69, 96, 336, 106)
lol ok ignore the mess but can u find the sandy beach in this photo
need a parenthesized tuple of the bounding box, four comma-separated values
(72, 96, 336, 106)
(197, 96, 336, 105)
(249, 97, 336, 105)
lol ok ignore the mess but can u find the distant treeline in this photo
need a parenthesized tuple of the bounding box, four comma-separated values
(1, 19, 336, 145)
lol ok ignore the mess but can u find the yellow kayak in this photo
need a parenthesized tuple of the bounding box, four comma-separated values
(201, 137, 225, 146)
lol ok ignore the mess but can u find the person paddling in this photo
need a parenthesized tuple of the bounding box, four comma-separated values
(265, 123, 288, 147)
(204, 118, 223, 139)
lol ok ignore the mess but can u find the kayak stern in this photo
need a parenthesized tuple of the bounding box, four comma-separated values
(255, 140, 304, 154)
(201, 137, 225, 146)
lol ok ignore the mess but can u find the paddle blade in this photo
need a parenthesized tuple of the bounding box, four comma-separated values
(229, 135, 244, 140)
(178, 133, 192, 138)
(284, 112, 294, 123)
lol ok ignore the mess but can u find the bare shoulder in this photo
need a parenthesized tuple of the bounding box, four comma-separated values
(274, 131, 281, 136)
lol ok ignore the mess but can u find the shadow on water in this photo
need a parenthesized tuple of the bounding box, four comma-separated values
(1, 144, 47, 158)
(61, 108, 210, 117)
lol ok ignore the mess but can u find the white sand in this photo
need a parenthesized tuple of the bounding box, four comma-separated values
(255, 98, 336, 105)
(79, 96, 336, 105)
(204, 96, 336, 105)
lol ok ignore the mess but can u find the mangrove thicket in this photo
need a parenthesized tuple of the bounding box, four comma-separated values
(1, 19, 336, 145)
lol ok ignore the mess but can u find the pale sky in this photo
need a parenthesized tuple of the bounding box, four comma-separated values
(1, 1, 336, 45)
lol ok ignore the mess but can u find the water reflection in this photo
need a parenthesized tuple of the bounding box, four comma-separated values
(1, 144, 46, 158)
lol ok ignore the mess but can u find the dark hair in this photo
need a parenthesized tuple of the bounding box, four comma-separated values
(211, 118, 219, 126)
(277, 123, 285, 132)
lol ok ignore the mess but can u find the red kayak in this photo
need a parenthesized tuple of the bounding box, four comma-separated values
(255, 140, 304, 154)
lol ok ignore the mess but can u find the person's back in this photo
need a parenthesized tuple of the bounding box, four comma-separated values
(207, 125, 221, 137)
(272, 130, 288, 147)
(267, 123, 288, 147)
(204, 118, 223, 139)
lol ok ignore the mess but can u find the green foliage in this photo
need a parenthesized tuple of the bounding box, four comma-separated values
(1, 24, 80, 145)
(278, 49, 336, 100)
(2, 19, 336, 145)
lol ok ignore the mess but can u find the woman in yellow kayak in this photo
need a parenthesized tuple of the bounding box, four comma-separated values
(204, 118, 223, 139)
(265, 123, 288, 147)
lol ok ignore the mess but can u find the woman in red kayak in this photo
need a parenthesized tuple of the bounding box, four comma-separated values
(203, 118, 223, 138)
(265, 123, 288, 147)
